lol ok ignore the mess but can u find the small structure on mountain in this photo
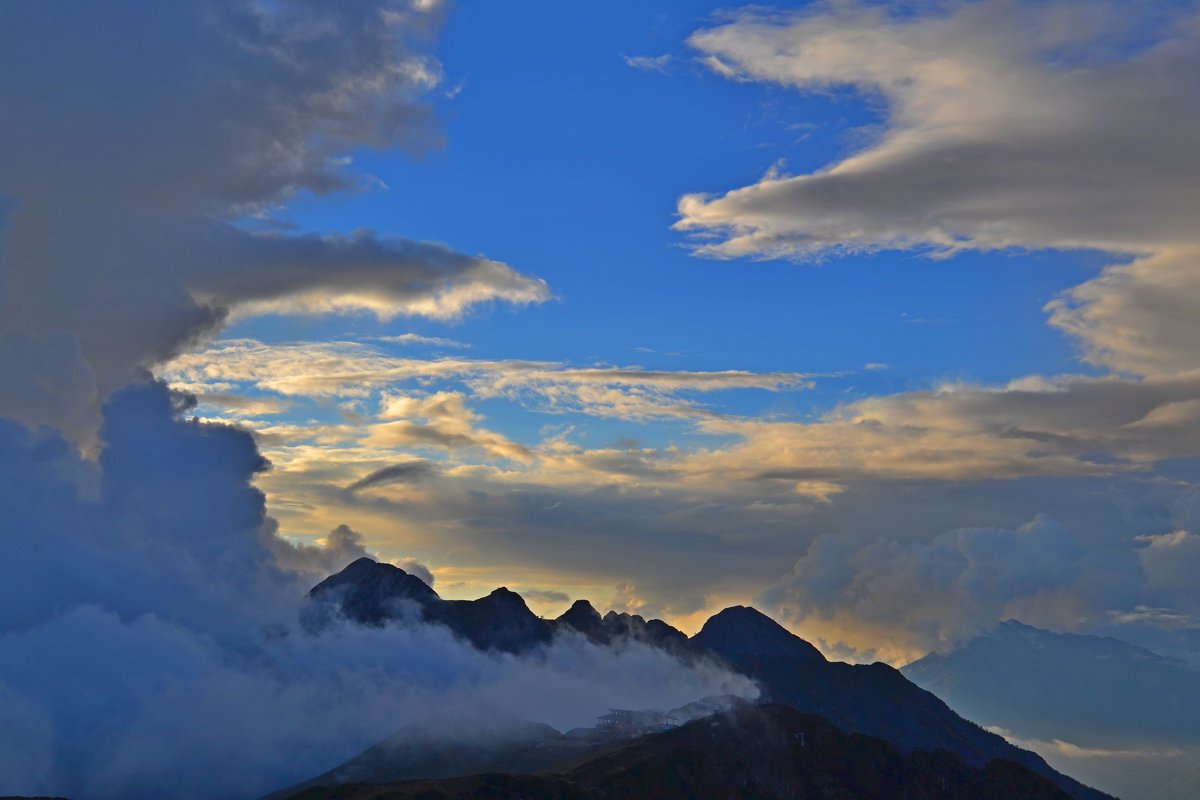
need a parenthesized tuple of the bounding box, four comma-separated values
(596, 709, 678, 738)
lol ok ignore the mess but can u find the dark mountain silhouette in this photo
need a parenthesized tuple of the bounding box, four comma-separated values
(556, 599, 689, 651)
(307, 558, 554, 653)
(262, 710, 585, 800)
(308, 557, 438, 626)
(689, 607, 1111, 800)
(276, 705, 1073, 800)
(902, 619, 1200, 747)
(308, 559, 683, 654)
(1154, 764, 1200, 800)
(299, 561, 1112, 800)
(690, 605, 825, 663)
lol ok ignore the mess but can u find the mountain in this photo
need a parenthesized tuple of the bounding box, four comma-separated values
(268, 695, 756, 799)
(1154, 764, 1200, 800)
(308, 559, 686, 655)
(276, 704, 1073, 800)
(687, 607, 1112, 800)
(301, 562, 1111, 800)
(690, 605, 825, 663)
(902, 620, 1200, 748)
(556, 599, 689, 651)
(307, 557, 439, 626)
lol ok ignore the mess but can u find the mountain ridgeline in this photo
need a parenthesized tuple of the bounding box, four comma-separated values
(300, 558, 1114, 800)
(306, 557, 688, 653)
(902, 619, 1200, 748)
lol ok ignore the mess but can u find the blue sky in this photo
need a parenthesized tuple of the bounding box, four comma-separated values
(234, 0, 1113, 456)
(274, 0, 1103, 387)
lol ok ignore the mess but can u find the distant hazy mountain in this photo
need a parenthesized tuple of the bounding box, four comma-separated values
(1154, 763, 1200, 800)
(902, 620, 1200, 748)
(277, 705, 1074, 800)
(291, 561, 1113, 800)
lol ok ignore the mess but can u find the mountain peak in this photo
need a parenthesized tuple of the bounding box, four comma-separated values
(558, 599, 603, 633)
(691, 606, 826, 664)
(478, 586, 534, 610)
(308, 557, 439, 626)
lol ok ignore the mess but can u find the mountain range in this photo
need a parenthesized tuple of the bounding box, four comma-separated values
(902, 619, 1200, 748)
(293, 558, 1114, 800)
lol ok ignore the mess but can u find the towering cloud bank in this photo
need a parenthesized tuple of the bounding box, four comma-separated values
(0, 383, 755, 799)
(0, 0, 547, 442)
(0, 3, 753, 798)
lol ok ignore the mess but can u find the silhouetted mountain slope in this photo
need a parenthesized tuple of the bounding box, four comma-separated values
(691, 605, 826, 663)
(308, 557, 438, 626)
(435, 587, 555, 653)
(308, 559, 685, 654)
(1154, 764, 1200, 800)
(687, 607, 1112, 800)
(263, 711, 588, 800)
(902, 620, 1200, 747)
(308, 558, 554, 652)
(555, 599, 689, 651)
(303, 564, 1110, 800)
(280, 705, 1072, 800)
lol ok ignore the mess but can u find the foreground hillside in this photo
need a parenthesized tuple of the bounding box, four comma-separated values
(902, 620, 1200, 748)
(280, 705, 1072, 800)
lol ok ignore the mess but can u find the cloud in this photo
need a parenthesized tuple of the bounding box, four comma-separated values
(0, 383, 756, 799)
(1137, 531, 1200, 595)
(162, 338, 812, 420)
(678, 1, 1199, 259)
(621, 53, 673, 74)
(162, 335, 1200, 658)
(676, 1, 1200, 379)
(393, 558, 437, 588)
(194, 229, 550, 322)
(682, 371, 1200, 482)
(268, 523, 375, 578)
(369, 391, 533, 463)
(345, 461, 437, 492)
(375, 333, 470, 348)
(1046, 248, 1200, 376)
(762, 515, 1090, 662)
(193, 392, 292, 417)
(0, 0, 547, 441)
(514, 588, 571, 606)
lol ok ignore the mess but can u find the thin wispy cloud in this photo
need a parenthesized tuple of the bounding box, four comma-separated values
(621, 53, 673, 74)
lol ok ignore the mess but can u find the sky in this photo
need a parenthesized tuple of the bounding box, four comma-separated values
(3, 1, 1200, 796)
(157, 0, 1200, 662)
(5, 0, 1200, 659)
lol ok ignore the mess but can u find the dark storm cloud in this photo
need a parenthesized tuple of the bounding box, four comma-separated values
(345, 461, 437, 492)
(0, 0, 546, 441)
